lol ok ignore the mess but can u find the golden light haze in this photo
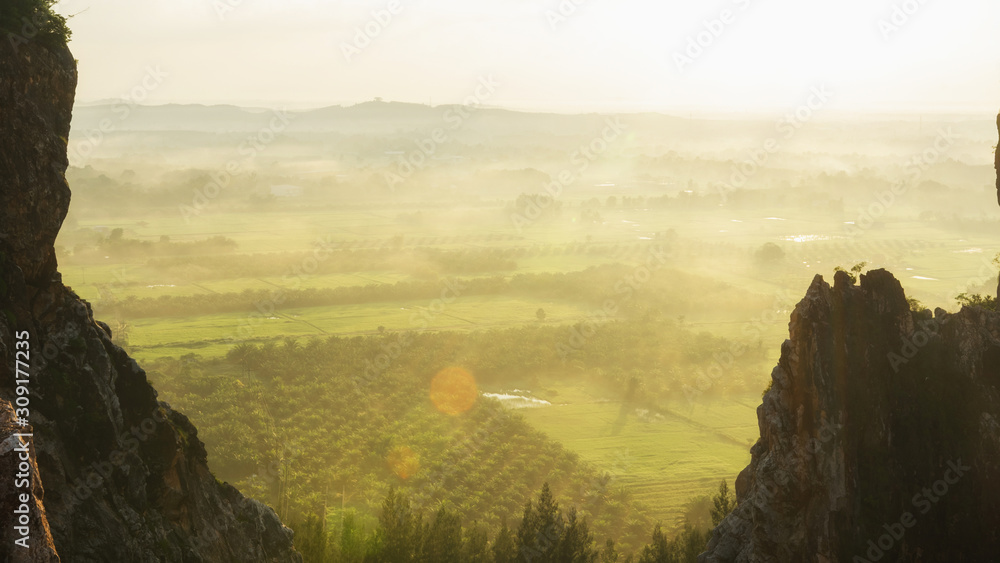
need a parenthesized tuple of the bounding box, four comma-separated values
(57, 0, 1000, 113)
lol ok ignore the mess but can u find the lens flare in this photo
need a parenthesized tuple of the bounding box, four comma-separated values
(430, 366, 477, 415)
(387, 446, 420, 480)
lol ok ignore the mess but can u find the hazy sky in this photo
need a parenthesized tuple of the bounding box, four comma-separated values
(56, 0, 1000, 113)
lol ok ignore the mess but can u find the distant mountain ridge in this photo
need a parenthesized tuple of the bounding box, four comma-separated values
(67, 99, 695, 137)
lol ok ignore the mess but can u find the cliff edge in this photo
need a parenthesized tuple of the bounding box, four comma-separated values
(0, 24, 300, 563)
(701, 270, 1000, 562)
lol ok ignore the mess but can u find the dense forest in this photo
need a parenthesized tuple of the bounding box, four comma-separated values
(145, 317, 765, 558)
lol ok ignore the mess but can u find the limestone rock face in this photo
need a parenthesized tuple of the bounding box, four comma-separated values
(701, 270, 1000, 562)
(0, 36, 74, 285)
(0, 401, 60, 563)
(0, 32, 300, 563)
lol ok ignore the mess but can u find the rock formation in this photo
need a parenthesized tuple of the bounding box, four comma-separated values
(700, 270, 1000, 562)
(0, 25, 300, 563)
(995, 113, 1000, 205)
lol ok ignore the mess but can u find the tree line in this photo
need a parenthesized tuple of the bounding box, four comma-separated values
(293, 482, 734, 563)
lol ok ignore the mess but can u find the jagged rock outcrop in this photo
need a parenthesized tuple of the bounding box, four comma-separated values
(994, 113, 999, 204)
(701, 270, 1000, 562)
(0, 29, 300, 563)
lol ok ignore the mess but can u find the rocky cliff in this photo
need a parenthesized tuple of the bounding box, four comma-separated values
(700, 269, 1000, 562)
(0, 27, 300, 563)
(995, 113, 999, 204)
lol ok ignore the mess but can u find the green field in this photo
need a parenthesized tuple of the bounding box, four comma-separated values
(62, 269, 420, 303)
(126, 294, 596, 362)
(58, 177, 998, 546)
(62, 206, 986, 527)
(516, 383, 758, 528)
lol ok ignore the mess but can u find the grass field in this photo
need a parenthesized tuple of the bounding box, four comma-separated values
(126, 294, 596, 362)
(517, 382, 759, 528)
(62, 269, 421, 303)
(61, 206, 990, 311)
(58, 203, 997, 535)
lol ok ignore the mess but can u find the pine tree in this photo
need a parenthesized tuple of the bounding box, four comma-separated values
(516, 483, 569, 563)
(531, 483, 564, 562)
(339, 510, 365, 563)
(710, 480, 735, 527)
(462, 522, 491, 563)
(674, 523, 709, 562)
(636, 524, 674, 563)
(292, 513, 329, 562)
(419, 506, 462, 563)
(515, 500, 541, 562)
(599, 539, 619, 563)
(556, 507, 598, 563)
(372, 487, 417, 562)
(492, 520, 518, 563)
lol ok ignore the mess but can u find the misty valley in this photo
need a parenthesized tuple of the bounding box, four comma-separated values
(50, 102, 996, 561)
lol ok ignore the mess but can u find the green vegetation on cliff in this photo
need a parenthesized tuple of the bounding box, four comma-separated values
(0, 0, 71, 50)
